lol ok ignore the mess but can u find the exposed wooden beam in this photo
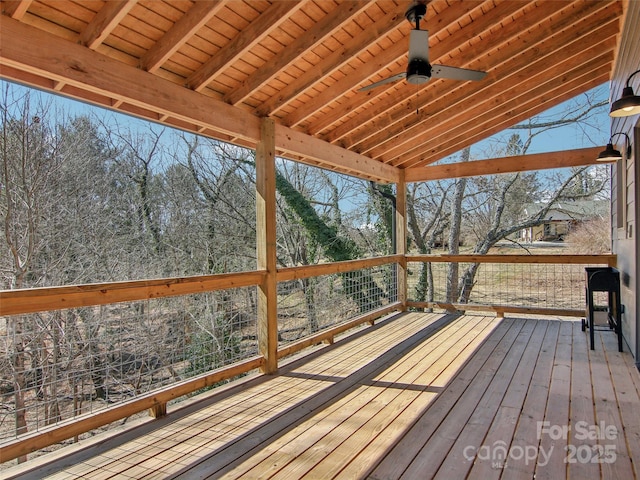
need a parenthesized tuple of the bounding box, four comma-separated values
(283, 0, 482, 126)
(400, 55, 612, 169)
(274, 124, 399, 183)
(359, 0, 617, 163)
(254, 0, 416, 117)
(0, 16, 260, 141)
(0, 16, 395, 183)
(319, 0, 541, 142)
(186, 1, 303, 92)
(79, 0, 137, 49)
(140, 1, 225, 73)
(404, 147, 605, 183)
(224, 0, 372, 106)
(1, 0, 32, 19)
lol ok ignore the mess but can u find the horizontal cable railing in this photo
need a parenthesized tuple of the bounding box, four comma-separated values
(0, 254, 616, 463)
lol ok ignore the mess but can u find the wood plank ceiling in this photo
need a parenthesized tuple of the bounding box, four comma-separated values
(0, 0, 625, 183)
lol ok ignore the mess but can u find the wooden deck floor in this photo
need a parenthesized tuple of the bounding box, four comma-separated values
(5, 312, 640, 479)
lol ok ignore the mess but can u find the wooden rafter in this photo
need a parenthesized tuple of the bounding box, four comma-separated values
(410, 56, 613, 168)
(262, 3, 410, 120)
(186, 1, 303, 92)
(79, 0, 137, 50)
(284, 0, 490, 126)
(236, 1, 376, 112)
(224, 0, 373, 106)
(0, 0, 629, 180)
(140, 1, 225, 73)
(365, 2, 620, 166)
(372, 4, 615, 164)
(318, 0, 538, 142)
(396, 48, 614, 168)
(1, 0, 31, 19)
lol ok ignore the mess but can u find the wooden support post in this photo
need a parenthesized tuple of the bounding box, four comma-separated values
(396, 171, 408, 311)
(148, 402, 167, 418)
(256, 117, 278, 374)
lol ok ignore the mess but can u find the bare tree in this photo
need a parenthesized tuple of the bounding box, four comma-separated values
(1, 87, 60, 459)
(405, 88, 609, 306)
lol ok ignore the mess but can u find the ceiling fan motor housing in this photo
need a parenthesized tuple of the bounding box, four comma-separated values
(406, 58, 431, 84)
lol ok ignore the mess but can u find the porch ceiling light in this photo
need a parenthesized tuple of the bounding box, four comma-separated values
(610, 69, 640, 117)
(597, 132, 632, 162)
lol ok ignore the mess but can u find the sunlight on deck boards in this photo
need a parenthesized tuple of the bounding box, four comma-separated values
(5, 312, 640, 480)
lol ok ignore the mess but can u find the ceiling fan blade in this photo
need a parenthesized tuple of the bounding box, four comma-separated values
(359, 73, 406, 91)
(408, 29, 429, 62)
(431, 64, 487, 81)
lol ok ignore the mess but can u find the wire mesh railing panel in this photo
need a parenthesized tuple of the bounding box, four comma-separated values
(0, 287, 258, 442)
(407, 261, 597, 310)
(276, 264, 397, 346)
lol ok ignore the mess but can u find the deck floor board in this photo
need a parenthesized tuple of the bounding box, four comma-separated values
(4, 312, 640, 480)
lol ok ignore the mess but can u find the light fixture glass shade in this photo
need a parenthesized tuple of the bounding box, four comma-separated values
(597, 143, 622, 162)
(610, 86, 640, 117)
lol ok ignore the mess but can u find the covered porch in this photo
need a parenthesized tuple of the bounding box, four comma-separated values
(5, 311, 640, 479)
(2, 0, 640, 477)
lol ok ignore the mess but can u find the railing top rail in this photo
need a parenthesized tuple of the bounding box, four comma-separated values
(406, 254, 616, 266)
(277, 255, 401, 282)
(0, 270, 267, 317)
(1, 254, 616, 317)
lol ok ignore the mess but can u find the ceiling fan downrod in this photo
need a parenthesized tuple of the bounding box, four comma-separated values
(405, 2, 427, 29)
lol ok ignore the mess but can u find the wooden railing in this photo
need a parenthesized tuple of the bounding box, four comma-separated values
(0, 271, 268, 317)
(0, 256, 402, 462)
(0, 253, 616, 463)
(405, 254, 617, 317)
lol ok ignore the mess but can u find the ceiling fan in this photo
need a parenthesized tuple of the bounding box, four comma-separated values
(360, 2, 487, 91)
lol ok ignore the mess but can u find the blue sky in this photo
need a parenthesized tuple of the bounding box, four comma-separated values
(468, 83, 610, 158)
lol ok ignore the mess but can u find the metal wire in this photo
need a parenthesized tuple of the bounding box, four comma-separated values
(277, 264, 396, 346)
(407, 261, 596, 310)
(0, 287, 258, 442)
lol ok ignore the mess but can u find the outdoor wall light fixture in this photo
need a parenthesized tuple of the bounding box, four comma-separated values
(610, 69, 640, 117)
(597, 132, 632, 162)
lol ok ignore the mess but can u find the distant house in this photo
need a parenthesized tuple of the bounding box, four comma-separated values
(520, 200, 608, 242)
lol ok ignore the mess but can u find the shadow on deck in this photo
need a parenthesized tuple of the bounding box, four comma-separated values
(5, 311, 640, 479)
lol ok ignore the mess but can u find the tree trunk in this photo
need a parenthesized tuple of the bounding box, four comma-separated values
(10, 315, 28, 462)
(446, 148, 469, 307)
(301, 277, 319, 333)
